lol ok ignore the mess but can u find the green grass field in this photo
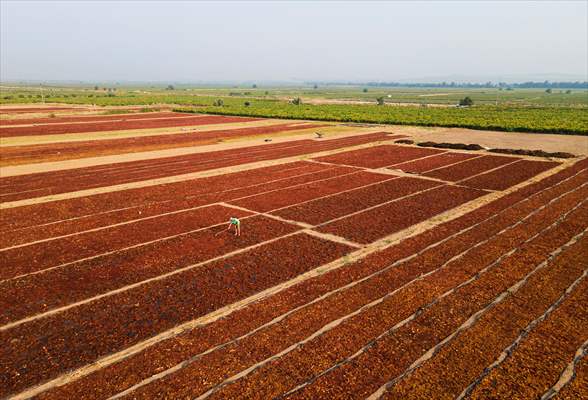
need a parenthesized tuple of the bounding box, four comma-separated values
(1, 85, 587, 135)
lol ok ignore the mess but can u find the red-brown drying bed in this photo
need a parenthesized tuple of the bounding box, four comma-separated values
(424, 154, 519, 181)
(391, 152, 480, 173)
(313, 144, 445, 168)
(229, 170, 390, 213)
(459, 159, 560, 190)
(0, 162, 337, 241)
(273, 176, 442, 226)
(12, 155, 588, 398)
(317, 184, 487, 244)
(0, 132, 393, 202)
(0, 233, 352, 396)
(0, 115, 260, 137)
(0, 123, 328, 166)
(0, 112, 187, 126)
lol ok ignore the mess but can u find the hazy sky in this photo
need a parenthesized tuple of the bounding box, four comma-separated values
(1, 0, 587, 82)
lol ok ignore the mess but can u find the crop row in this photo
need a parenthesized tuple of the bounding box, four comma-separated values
(0, 161, 334, 234)
(424, 154, 519, 181)
(230, 170, 390, 213)
(0, 122, 327, 166)
(33, 155, 588, 400)
(0, 215, 300, 325)
(0, 132, 392, 202)
(0, 115, 259, 137)
(0, 111, 184, 126)
(0, 162, 334, 244)
(130, 181, 588, 400)
(284, 200, 588, 400)
(460, 159, 560, 190)
(381, 233, 588, 400)
(1, 171, 403, 322)
(391, 151, 480, 173)
(465, 243, 587, 400)
(313, 144, 444, 169)
(273, 176, 441, 226)
(317, 184, 486, 244)
(0, 204, 250, 281)
(190, 102, 588, 135)
(202, 181, 588, 399)
(0, 232, 352, 397)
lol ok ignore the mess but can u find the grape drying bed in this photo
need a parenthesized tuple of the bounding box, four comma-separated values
(1, 118, 586, 400)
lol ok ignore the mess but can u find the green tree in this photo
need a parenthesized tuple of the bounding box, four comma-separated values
(363, 88, 368, 93)
(376, 96, 385, 105)
(545, 88, 552, 94)
(459, 96, 474, 106)
(291, 97, 302, 105)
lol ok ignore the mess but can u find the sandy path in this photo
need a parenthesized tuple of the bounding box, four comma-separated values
(405, 126, 588, 155)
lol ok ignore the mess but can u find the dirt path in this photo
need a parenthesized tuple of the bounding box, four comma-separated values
(404, 126, 588, 155)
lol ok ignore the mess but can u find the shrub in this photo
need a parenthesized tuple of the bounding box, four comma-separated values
(291, 97, 302, 105)
(376, 96, 385, 105)
(459, 96, 474, 106)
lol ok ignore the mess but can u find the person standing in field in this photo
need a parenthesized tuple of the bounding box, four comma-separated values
(227, 217, 241, 236)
